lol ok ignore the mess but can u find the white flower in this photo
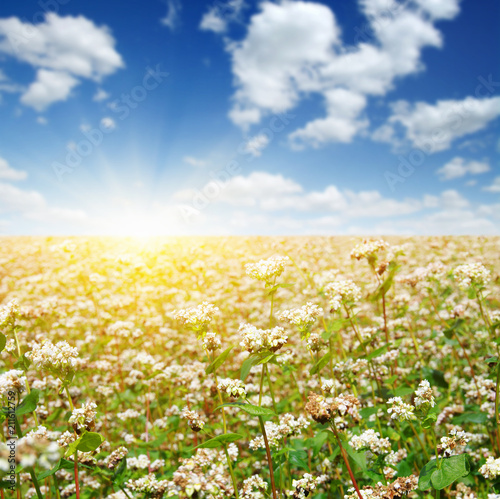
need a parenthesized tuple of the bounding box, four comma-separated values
(414, 380, 436, 410)
(69, 401, 97, 431)
(387, 397, 416, 421)
(239, 323, 288, 354)
(26, 340, 79, 376)
(245, 256, 289, 283)
(454, 262, 490, 289)
(217, 378, 247, 398)
(325, 280, 361, 311)
(0, 369, 26, 395)
(480, 456, 500, 480)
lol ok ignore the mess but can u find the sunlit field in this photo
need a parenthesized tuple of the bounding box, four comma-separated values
(0, 236, 499, 499)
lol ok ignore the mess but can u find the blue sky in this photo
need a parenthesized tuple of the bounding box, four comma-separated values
(0, 0, 499, 235)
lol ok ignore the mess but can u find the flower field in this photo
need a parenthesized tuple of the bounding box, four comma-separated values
(0, 235, 499, 499)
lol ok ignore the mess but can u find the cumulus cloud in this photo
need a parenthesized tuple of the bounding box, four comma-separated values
(0, 13, 124, 110)
(0, 157, 27, 181)
(385, 96, 500, 153)
(437, 157, 490, 180)
(20, 69, 78, 111)
(171, 171, 498, 235)
(200, 0, 246, 33)
(224, 0, 460, 147)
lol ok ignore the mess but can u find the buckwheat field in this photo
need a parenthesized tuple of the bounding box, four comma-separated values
(1, 236, 499, 499)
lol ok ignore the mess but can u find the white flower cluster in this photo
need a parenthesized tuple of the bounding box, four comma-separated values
(453, 262, 490, 289)
(117, 409, 141, 421)
(306, 333, 323, 352)
(414, 380, 436, 410)
(277, 303, 323, 335)
(126, 474, 170, 494)
(27, 340, 79, 376)
(239, 323, 288, 354)
(288, 473, 328, 499)
(0, 299, 19, 330)
(249, 414, 309, 450)
(174, 302, 220, 332)
(127, 455, 164, 471)
(350, 239, 389, 261)
(324, 280, 361, 311)
(350, 429, 391, 455)
(240, 475, 267, 499)
(439, 428, 469, 457)
(217, 378, 246, 398)
(202, 332, 221, 352)
(180, 407, 205, 432)
(480, 456, 500, 480)
(0, 369, 26, 395)
(69, 401, 97, 431)
(387, 397, 416, 421)
(245, 256, 289, 283)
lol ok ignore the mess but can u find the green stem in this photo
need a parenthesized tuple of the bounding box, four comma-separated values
(223, 444, 240, 499)
(408, 420, 430, 460)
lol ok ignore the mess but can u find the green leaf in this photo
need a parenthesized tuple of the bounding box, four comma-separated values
(364, 344, 389, 361)
(289, 450, 310, 471)
(219, 403, 276, 417)
(310, 352, 331, 375)
(418, 459, 438, 491)
(206, 347, 233, 375)
(394, 386, 413, 397)
(13, 354, 31, 371)
(359, 407, 379, 419)
(443, 319, 465, 339)
(0, 333, 6, 353)
(65, 431, 104, 456)
(16, 390, 40, 416)
(311, 431, 329, 457)
(240, 353, 267, 380)
(452, 412, 487, 424)
(37, 458, 74, 480)
(344, 443, 367, 471)
(422, 368, 449, 389)
(430, 454, 470, 490)
(195, 433, 242, 449)
(422, 413, 437, 429)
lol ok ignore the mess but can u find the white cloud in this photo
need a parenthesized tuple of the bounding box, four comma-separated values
(0, 181, 87, 223)
(36, 116, 48, 125)
(437, 156, 490, 180)
(183, 156, 208, 167)
(93, 88, 110, 102)
(161, 0, 182, 30)
(0, 13, 124, 109)
(100, 117, 116, 130)
(171, 170, 498, 234)
(225, 0, 460, 147)
(483, 176, 500, 193)
(20, 69, 79, 111)
(243, 133, 270, 157)
(386, 96, 500, 153)
(0, 157, 27, 181)
(200, 0, 246, 33)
